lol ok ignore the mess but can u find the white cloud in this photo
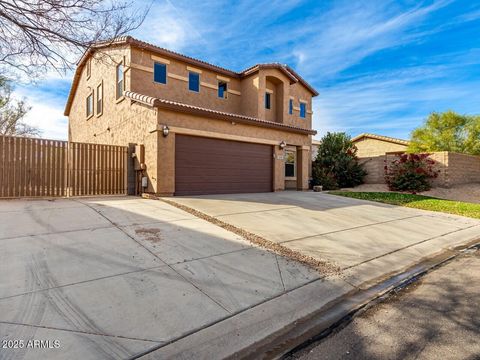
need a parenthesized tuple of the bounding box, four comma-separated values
(312, 58, 480, 140)
(132, 0, 206, 52)
(13, 83, 69, 140)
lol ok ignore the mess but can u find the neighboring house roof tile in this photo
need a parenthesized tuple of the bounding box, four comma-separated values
(124, 91, 317, 136)
(351, 133, 410, 146)
(64, 36, 318, 115)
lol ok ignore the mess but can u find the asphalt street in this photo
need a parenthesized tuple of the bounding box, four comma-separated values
(288, 247, 480, 360)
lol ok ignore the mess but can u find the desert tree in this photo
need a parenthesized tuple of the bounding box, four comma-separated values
(0, 75, 38, 136)
(408, 111, 480, 156)
(0, 0, 149, 78)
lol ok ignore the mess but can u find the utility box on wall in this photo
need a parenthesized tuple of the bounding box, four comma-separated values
(133, 144, 145, 171)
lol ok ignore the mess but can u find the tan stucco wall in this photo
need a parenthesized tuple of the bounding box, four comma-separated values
(130, 47, 243, 115)
(360, 151, 480, 187)
(354, 138, 408, 157)
(155, 108, 311, 195)
(68, 46, 159, 193)
(68, 45, 315, 195)
(129, 47, 314, 127)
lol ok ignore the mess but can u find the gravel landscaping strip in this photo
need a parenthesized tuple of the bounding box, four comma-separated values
(142, 195, 341, 276)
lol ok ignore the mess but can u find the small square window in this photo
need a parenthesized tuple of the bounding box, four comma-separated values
(300, 102, 306, 118)
(265, 92, 271, 109)
(218, 81, 227, 98)
(289, 99, 293, 114)
(96, 83, 103, 116)
(86, 92, 93, 118)
(154, 62, 167, 84)
(189, 72, 200, 92)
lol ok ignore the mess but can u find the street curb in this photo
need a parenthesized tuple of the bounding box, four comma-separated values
(133, 239, 479, 360)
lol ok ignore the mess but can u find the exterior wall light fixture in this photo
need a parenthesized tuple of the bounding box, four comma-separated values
(162, 125, 170, 137)
(279, 140, 287, 149)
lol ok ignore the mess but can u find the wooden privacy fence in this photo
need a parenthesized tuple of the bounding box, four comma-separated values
(0, 135, 128, 198)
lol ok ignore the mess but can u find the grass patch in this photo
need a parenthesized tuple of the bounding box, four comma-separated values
(329, 191, 480, 220)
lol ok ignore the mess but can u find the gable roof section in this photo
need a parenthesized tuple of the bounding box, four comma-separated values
(352, 133, 410, 146)
(124, 91, 317, 135)
(64, 36, 318, 115)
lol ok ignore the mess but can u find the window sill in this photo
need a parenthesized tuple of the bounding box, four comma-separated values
(86, 114, 94, 121)
(115, 96, 125, 104)
(285, 177, 297, 180)
(96, 112, 103, 118)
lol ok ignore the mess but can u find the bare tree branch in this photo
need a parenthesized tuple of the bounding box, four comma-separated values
(0, 0, 150, 79)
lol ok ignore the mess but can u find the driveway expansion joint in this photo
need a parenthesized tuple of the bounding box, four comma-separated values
(75, 199, 233, 314)
(0, 320, 164, 344)
(279, 214, 424, 244)
(343, 223, 480, 271)
(160, 197, 341, 276)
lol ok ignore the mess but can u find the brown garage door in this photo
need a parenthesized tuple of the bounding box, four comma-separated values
(175, 135, 273, 196)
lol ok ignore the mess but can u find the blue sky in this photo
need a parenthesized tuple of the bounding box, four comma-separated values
(14, 0, 480, 140)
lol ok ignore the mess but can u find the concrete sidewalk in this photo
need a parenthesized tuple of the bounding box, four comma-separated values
(288, 248, 480, 360)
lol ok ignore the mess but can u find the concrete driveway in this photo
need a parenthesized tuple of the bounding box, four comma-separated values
(0, 196, 321, 359)
(1, 193, 479, 359)
(170, 191, 480, 288)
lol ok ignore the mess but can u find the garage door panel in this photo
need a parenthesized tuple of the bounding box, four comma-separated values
(175, 135, 273, 196)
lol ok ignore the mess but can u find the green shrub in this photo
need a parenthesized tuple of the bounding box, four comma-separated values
(384, 153, 439, 192)
(312, 132, 366, 190)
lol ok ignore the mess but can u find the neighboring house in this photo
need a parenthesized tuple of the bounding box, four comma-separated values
(352, 133, 409, 157)
(353, 133, 409, 184)
(65, 36, 318, 196)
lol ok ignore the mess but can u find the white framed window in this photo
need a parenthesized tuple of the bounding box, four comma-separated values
(86, 92, 94, 118)
(116, 62, 124, 99)
(96, 82, 103, 116)
(285, 149, 296, 178)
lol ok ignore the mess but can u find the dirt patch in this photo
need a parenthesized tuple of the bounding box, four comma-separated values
(135, 228, 162, 243)
(158, 198, 341, 277)
(341, 183, 480, 204)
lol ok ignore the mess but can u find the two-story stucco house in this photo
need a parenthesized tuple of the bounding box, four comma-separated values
(65, 36, 318, 196)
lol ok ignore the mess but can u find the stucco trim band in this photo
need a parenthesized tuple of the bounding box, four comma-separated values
(124, 91, 316, 135)
(157, 126, 282, 146)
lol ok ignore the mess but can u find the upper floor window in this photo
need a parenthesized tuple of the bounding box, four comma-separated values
(86, 59, 91, 79)
(154, 62, 167, 84)
(218, 81, 227, 98)
(289, 99, 293, 114)
(189, 72, 200, 92)
(116, 63, 124, 99)
(96, 82, 103, 116)
(300, 102, 306, 118)
(265, 92, 271, 109)
(86, 92, 93, 118)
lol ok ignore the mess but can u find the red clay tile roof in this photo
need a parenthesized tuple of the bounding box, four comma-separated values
(124, 91, 317, 135)
(64, 36, 318, 115)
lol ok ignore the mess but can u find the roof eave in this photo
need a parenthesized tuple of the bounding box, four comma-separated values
(124, 91, 316, 136)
